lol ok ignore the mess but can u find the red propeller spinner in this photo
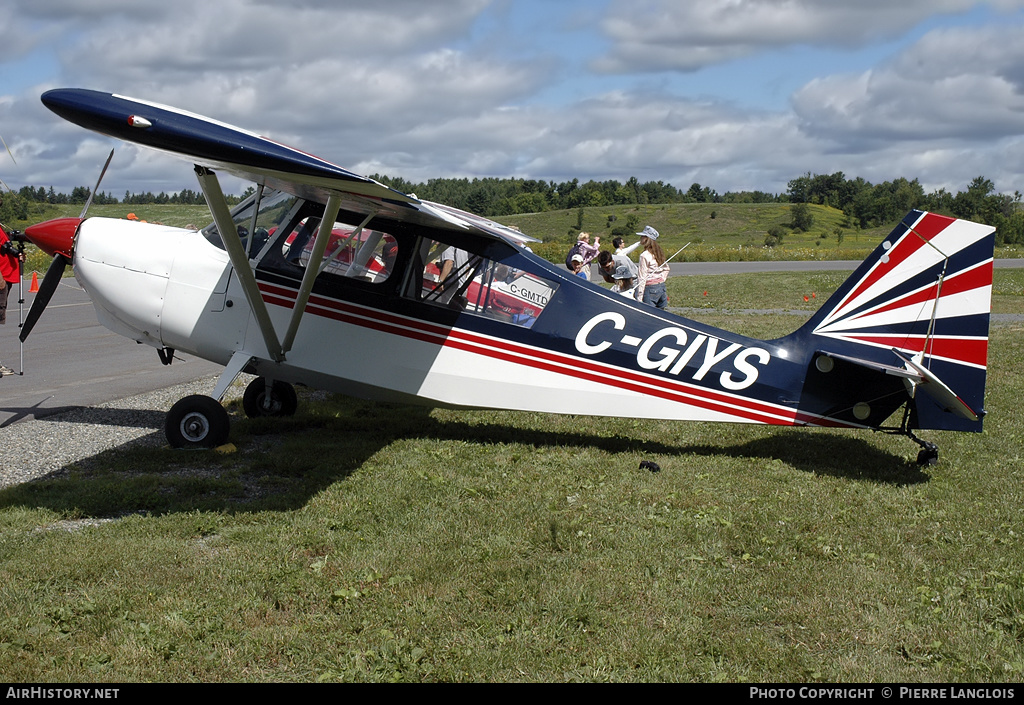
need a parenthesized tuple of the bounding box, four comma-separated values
(23, 217, 80, 258)
(19, 215, 83, 344)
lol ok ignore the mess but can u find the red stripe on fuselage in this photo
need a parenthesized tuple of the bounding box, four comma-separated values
(256, 281, 848, 428)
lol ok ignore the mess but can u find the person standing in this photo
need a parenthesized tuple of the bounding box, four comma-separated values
(575, 232, 600, 266)
(565, 232, 601, 280)
(613, 236, 641, 257)
(0, 223, 25, 376)
(634, 225, 669, 310)
(438, 245, 471, 290)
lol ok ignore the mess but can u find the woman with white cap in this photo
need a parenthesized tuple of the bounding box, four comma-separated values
(634, 225, 669, 309)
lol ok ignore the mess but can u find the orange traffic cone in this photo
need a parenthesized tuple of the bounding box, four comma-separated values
(29, 271, 39, 293)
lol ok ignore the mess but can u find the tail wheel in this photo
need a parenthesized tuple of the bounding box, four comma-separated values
(166, 395, 230, 448)
(242, 378, 298, 418)
(917, 442, 940, 467)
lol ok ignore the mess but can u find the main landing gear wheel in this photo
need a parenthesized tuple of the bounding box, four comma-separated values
(242, 377, 298, 418)
(165, 395, 230, 448)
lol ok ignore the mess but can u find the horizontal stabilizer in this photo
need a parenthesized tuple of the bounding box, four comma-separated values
(818, 348, 978, 422)
(891, 348, 979, 421)
(817, 350, 922, 381)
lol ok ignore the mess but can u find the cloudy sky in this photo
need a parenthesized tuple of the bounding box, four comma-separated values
(2, 0, 1024, 200)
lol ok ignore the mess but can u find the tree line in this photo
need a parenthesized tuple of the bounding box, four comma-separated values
(4, 171, 1022, 244)
(11, 185, 210, 207)
(373, 172, 1023, 244)
(370, 174, 776, 216)
(0, 186, 234, 225)
(786, 172, 1023, 244)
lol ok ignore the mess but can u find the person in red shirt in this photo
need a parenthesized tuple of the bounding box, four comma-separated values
(0, 222, 25, 376)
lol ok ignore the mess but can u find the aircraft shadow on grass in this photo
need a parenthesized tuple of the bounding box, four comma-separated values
(412, 417, 931, 486)
(0, 400, 928, 520)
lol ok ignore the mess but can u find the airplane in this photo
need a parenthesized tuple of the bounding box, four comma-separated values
(19, 88, 995, 466)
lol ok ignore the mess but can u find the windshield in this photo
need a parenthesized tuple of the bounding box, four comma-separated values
(202, 188, 301, 256)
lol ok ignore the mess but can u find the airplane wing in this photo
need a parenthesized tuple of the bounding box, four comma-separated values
(40, 88, 537, 247)
(39, 87, 540, 372)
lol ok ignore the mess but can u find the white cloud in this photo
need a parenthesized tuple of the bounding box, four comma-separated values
(2, 0, 1023, 201)
(792, 25, 1024, 145)
(595, 0, 1024, 73)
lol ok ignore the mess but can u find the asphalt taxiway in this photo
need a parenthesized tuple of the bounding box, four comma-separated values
(0, 281, 220, 427)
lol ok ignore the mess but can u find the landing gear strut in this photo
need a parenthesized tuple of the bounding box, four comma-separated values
(882, 405, 940, 466)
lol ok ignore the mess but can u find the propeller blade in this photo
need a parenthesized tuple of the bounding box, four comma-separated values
(79, 148, 114, 219)
(19, 253, 70, 343)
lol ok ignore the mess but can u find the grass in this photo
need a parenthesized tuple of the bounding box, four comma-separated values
(504, 202, 1023, 265)
(1, 250, 1022, 682)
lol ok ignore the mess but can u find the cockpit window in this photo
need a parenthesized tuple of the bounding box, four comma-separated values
(405, 237, 557, 328)
(209, 191, 554, 320)
(282, 218, 398, 284)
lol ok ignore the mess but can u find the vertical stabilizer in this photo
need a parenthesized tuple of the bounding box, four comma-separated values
(794, 211, 995, 431)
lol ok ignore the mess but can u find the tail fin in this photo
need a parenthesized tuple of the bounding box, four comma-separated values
(794, 210, 995, 431)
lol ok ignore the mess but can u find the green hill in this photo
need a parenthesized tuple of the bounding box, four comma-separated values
(498, 202, 888, 263)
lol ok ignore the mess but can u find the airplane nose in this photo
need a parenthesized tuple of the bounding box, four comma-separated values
(24, 217, 81, 257)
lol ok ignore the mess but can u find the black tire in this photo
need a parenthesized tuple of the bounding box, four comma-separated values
(242, 378, 298, 418)
(165, 395, 230, 448)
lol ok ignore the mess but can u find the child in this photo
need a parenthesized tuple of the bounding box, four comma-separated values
(611, 264, 637, 298)
(570, 253, 589, 281)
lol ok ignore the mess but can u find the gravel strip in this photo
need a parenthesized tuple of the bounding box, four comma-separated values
(0, 374, 244, 490)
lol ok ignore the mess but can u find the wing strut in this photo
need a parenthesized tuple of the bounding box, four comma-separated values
(318, 211, 374, 276)
(281, 194, 343, 354)
(195, 166, 286, 362)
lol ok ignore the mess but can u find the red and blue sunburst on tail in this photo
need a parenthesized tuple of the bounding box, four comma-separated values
(806, 210, 995, 431)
